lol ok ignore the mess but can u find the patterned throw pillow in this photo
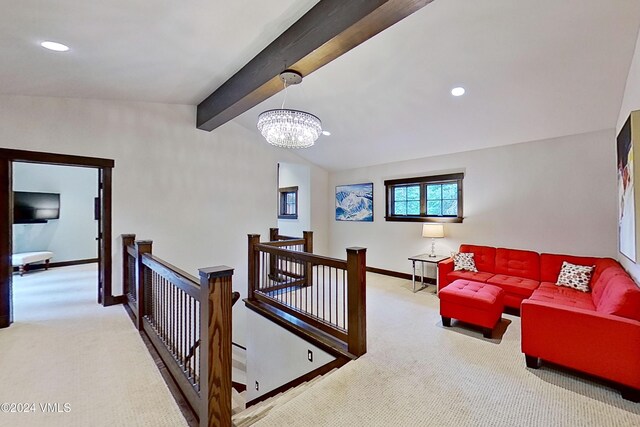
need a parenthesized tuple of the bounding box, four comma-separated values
(556, 261, 595, 292)
(452, 252, 478, 272)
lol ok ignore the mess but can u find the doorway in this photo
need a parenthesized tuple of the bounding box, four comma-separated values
(0, 148, 115, 329)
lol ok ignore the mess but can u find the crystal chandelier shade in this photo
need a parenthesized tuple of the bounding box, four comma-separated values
(257, 109, 322, 149)
(257, 70, 323, 149)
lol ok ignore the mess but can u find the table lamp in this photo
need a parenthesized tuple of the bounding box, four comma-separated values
(422, 223, 444, 257)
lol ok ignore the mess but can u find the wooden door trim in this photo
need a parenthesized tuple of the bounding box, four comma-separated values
(0, 148, 114, 168)
(0, 159, 12, 328)
(0, 148, 116, 329)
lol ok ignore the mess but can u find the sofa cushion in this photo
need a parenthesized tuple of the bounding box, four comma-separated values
(452, 252, 478, 272)
(556, 261, 594, 293)
(439, 280, 503, 309)
(486, 274, 540, 297)
(591, 259, 629, 306)
(535, 282, 594, 299)
(529, 282, 596, 311)
(447, 270, 494, 283)
(540, 253, 600, 283)
(459, 245, 496, 273)
(595, 273, 640, 321)
(495, 248, 540, 281)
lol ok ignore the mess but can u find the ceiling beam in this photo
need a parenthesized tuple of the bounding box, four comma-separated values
(196, 0, 433, 131)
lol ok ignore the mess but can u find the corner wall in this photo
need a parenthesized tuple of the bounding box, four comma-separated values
(0, 94, 329, 346)
(328, 130, 617, 275)
(617, 25, 640, 283)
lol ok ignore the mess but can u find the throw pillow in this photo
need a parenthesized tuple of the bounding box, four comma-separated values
(452, 252, 478, 272)
(556, 261, 595, 292)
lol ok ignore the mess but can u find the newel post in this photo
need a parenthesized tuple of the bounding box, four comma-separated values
(268, 228, 278, 278)
(303, 231, 313, 253)
(121, 234, 135, 298)
(247, 234, 260, 300)
(199, 266, 234, 427)
(134, 240, 152, 331)
(303, 231, 314, 287)
(346, 247, 367, 357)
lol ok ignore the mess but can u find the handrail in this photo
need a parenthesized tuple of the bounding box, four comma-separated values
(255, 244, 347, 269)
(261, 238, 306, 247)
(269, 228, 299, 242)
(275, 234, 298, 240)
(141, 253, 201, 300)
(126, 244, 137, 257)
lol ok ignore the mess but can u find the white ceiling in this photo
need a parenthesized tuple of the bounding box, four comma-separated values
(2, 1, 640, 171)
(0, 0, 317, 103)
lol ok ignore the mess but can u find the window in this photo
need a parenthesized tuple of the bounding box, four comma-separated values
(384, 173, 463, 223)
(278, 186, 298, 219)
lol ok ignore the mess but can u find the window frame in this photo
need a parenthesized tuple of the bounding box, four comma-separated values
(278, 186, 299, 219)
(384, 173, 464, 223)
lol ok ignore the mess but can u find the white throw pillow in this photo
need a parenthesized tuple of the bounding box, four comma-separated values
(452, 252, 478, 272)
(556, 261, 594, 293)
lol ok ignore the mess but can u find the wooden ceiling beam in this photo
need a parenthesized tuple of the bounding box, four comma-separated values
(196, 0, 433, 131)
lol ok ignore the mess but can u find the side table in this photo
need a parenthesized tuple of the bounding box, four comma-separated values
(408, 254, 449, 293)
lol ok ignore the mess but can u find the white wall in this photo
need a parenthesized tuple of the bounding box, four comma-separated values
(328, 130, 618, 275)
(13, 163, 98, 262)
(0, 94, 329, 346)
(617, 26, 640, 283)
(245, 309, 335, 402)
(277, 162, 311, 238)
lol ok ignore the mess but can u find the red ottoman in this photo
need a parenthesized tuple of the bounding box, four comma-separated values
(439, 279, 504, 338)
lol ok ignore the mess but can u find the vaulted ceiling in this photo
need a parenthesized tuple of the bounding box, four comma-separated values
(2, 1, 640, 171)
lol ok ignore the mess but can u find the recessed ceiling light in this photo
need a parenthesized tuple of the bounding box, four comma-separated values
(451, 87, 465, 97)
(322, 130, 331, 136)
(40, 41, 70, 52)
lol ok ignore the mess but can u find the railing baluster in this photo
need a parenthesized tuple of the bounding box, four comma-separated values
(164, 278, 168, 343)
(165, 278, 169, 344)
(180, 290, 184, 366)
(171, 285, 175, 355)
(187, 296, 191, 378)
(334, 269, 340, 324)
(343, 270, 346, 330)
(322, 265, 326, 322)
(328, 266, 332, 324)
(160, 277, 165, 341)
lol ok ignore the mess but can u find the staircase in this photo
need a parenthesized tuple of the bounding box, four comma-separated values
(232, 345, 247, 387)
(231, 369, 337, 427)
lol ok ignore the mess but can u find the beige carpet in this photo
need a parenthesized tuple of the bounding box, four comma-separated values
(254, 273, 640, 427)
(0, 264, 188, 427)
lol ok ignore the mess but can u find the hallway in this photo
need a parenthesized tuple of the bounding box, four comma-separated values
(0, 264, 187, 427)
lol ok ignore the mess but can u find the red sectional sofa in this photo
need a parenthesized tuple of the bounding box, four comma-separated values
(438, 244, 640, 401)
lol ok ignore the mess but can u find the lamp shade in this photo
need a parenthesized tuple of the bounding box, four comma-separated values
(422, 223, 444, 238)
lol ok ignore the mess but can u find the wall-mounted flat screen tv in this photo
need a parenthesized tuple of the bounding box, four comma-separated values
(14, 191, 60, 224)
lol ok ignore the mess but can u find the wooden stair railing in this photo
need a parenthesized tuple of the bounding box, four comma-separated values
(122, 234, 234, 427)
(247, 228, 366, 357)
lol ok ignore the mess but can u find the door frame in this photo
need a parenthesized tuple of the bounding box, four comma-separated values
(0, 148, 116, 329)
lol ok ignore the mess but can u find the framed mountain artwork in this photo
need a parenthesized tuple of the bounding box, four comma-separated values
(336, 183, 373, 222)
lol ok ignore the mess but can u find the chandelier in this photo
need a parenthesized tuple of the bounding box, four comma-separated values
(257, 70, 322, 149)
